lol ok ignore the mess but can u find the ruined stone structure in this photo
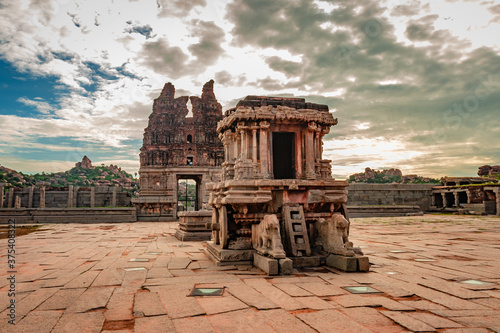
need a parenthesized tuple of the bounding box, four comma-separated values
(133, 80, 224, 221)
(205, 96, 368, 274)
(430, 183, 500, 216)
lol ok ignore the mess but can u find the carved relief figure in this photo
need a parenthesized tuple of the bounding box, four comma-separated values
(315, 214, 361, 257)
(252, 214, 286, 258)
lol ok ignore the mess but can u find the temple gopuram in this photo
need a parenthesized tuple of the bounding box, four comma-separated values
(205, 96, 369, 274)
(132, 80, 224, 221)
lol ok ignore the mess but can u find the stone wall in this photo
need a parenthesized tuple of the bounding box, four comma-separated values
(347, 183, 435, 211)
(0, 186, 132, 209)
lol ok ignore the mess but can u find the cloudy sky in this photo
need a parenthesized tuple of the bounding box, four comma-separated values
(0, 0, 499, 179)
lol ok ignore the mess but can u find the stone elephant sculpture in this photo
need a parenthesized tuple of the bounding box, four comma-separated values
(315, 214, 362, 257)
(252, 214, 286, 259)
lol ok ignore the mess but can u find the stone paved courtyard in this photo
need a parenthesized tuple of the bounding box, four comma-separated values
(1, 214, 499, 332)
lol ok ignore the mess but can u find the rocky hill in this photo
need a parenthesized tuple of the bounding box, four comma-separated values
(348, 167, 440, 184)
(478, 165, 500, 179)
(0, 156, 139, 191)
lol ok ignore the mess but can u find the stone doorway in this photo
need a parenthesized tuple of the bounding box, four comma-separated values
(177, 177, 200, 214)
(272, 132, 295, 179)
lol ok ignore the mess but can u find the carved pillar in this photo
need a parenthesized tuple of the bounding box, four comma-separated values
(8, 188, 14, 208)
(295, 132, 303, 179)
(454, 192, 459, 207)
(252, 128, 258, 162)
(305, 122, 317, 180)
(68, 185, 73, 208)
(259, 121, 270, 179)
(315, 131, 321, 161)
(235, 130, 241, 160)
(112, 187, 117, 207)
(90, 187, 95, 208)
(240, 128, 247, 160)
(40, 187, 46, 208)
(74, 186, 79, 208)
(441, 192, 447, 208)
(0, 185, 4, 208)
(14, 196, 21, 208)
(28, 185, 34, 208)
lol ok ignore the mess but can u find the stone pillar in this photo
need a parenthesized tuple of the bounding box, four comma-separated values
(68, 185, 74, 208)
(441, 192, 447, 208)
(40, 187, 46, 208)
(252, 128, 258, 162)
(495, 188, 500, 217)
(305, 122, 317, 180)
(90, 187, 95, 208)
(315, 131, 321, 161)
(0, 185, 4, 208)
(454, 192, 460, 207)
(28, 185, 34, 208)
(74, 186, 79, 208)
(235, 130, 241, 160)
(259, 121, 270, 179)
(295, 132, 303, 179)
(240, 128, 247, 160)
(431, 194, 436, 207)
(14, 196, 21, 208)
(8, 188, 14, 208)
(112, 187, 117, 207)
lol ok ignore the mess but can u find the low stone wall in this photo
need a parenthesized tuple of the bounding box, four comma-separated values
(0, 208, 137, 224)
(0, 185, 132, 209)
(347, 205, 423, 218)
(347, 184, 435, 211)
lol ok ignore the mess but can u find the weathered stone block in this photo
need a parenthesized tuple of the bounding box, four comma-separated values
(326, 254, 358, 272)
(357, 256, 370, 272)
(291, 256, 321, 267)
(279, 258, 293, 275)
(253, 253, 278, 275)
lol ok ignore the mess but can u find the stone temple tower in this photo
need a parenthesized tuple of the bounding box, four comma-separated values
(133, 80, 224, 221)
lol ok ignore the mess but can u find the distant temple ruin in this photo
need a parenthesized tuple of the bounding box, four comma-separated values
(132, 80, 224, 221)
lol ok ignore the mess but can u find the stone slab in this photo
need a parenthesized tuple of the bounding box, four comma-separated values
(381, 311, 436, 332)
(52, 312, 105, 333)
(12, 310, 62, 333)
(257, 309, 316, 333)
(244, 278, 306, 311)
(253, 253, 278, 275)
(196, 293, 248, 315)
(135, 315, 175, 333)
(208, 309, 275, 333)
(225, 283, 279, 310)
(66, 286, 114, 313)
(134, 292, 167, 317)
(156, 287, 206, 319)
(172, 316, 216, 333)
(296, 309, 373, 333)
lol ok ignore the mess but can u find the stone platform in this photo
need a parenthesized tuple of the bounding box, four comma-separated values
(174, 210, 212, 241)
(1, 214, 500, 332)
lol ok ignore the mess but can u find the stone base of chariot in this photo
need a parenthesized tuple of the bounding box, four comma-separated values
(205, 241, 255, 266)
(253, 253, 293, 275)
(326, 254, 370, 272)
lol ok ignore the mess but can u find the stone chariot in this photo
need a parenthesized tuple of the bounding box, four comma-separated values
(205, 96, 369, 274)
